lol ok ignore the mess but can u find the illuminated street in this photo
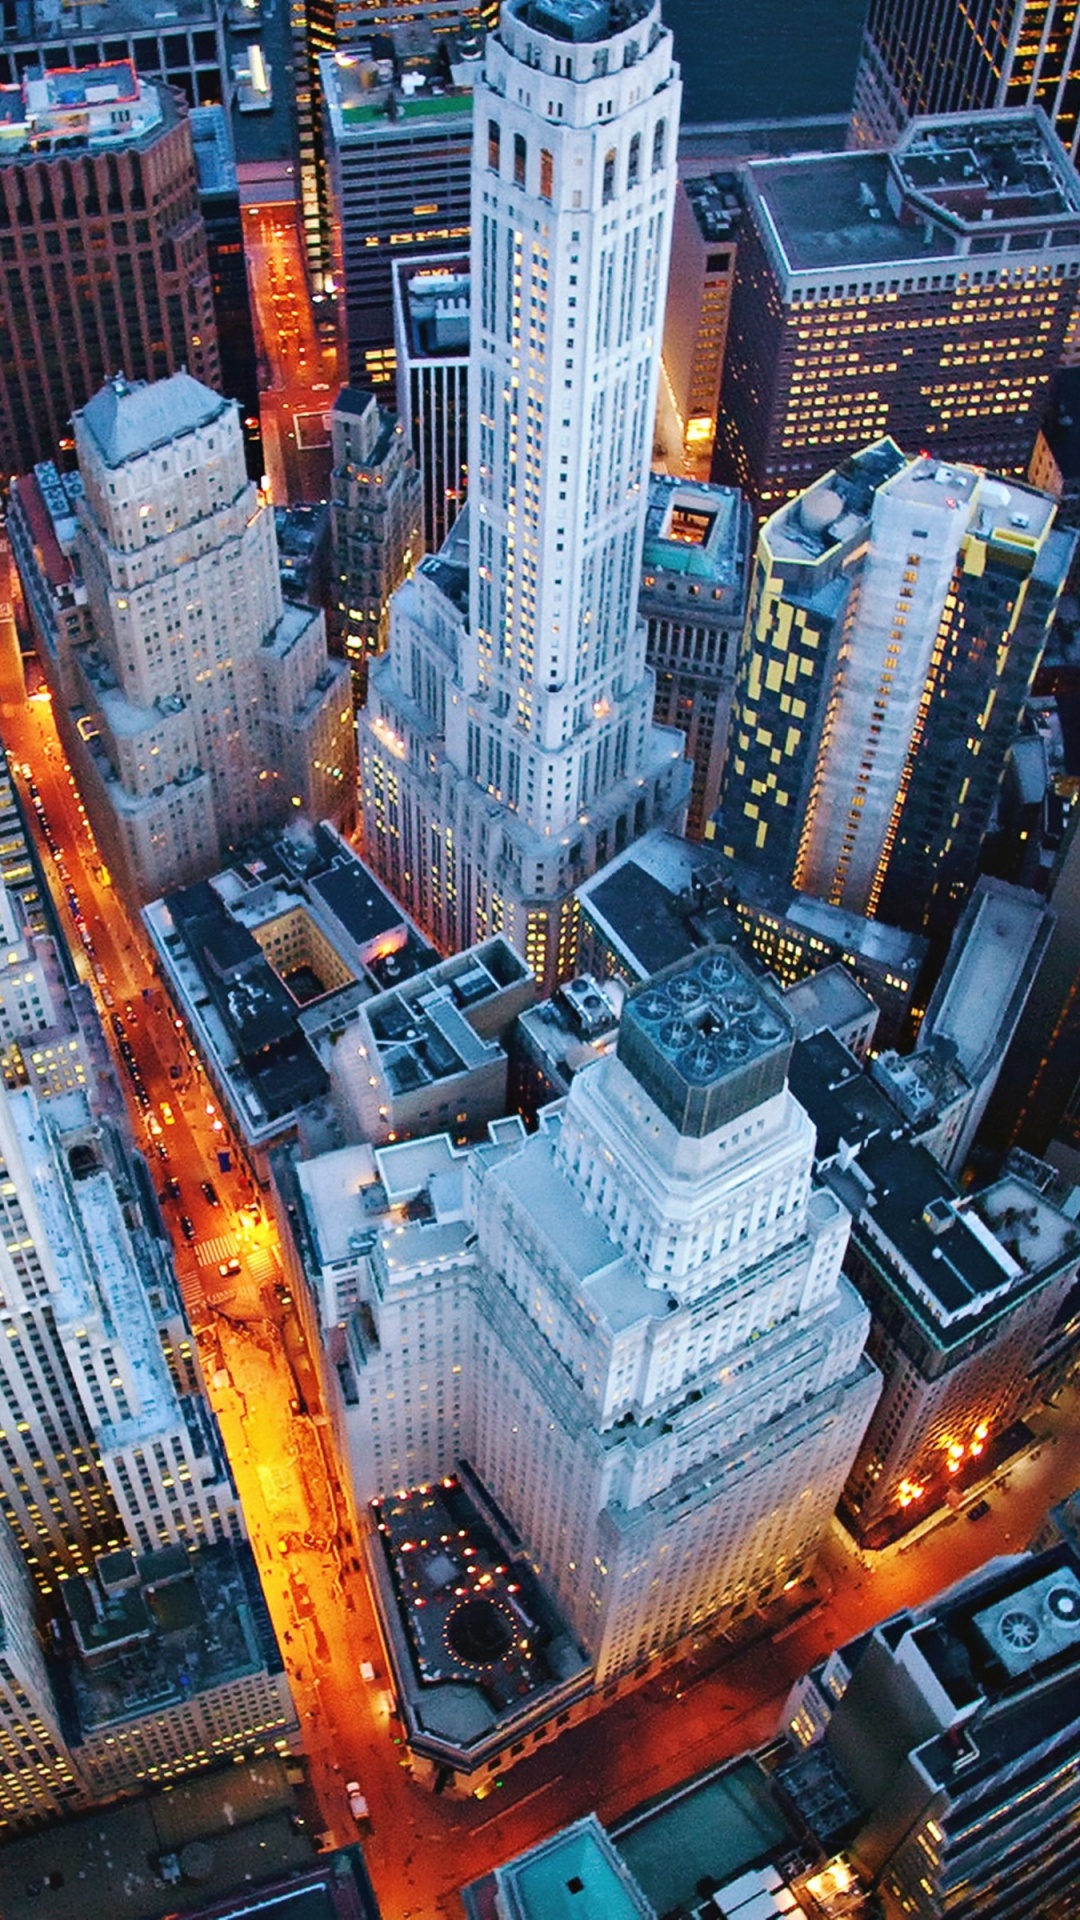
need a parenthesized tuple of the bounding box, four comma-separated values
(244, 201, 339, 503)
(4, 637, 1080, 1917)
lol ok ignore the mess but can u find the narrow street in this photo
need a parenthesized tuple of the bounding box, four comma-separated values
(244, 201, 339, 503)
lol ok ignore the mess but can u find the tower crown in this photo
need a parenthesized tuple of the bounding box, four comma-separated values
(618, 949, 794, 1137)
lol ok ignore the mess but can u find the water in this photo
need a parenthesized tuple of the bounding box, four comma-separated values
(663, 0, 870, 126)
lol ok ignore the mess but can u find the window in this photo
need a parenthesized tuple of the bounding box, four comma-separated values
(652, 119, 666, 172)
(488, 119, 500, 171)
(540, 147, 553, 200)
(602, 148, 616, 203)
(627, 132, 640, 189)
(514, 133, 526, 187)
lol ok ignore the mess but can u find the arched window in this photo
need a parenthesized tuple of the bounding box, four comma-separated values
(652, 119, 666, 172)
(627, 132, 641, 189)
(602, 148, 616, 204)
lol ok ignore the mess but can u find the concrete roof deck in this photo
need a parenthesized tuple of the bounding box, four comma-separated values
(750, 150, 949, 274)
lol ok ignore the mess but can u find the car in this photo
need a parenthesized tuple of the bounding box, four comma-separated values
(164, 1177, 181, 1200)
(218, 1257, 241, 1278)
(200, 1180, 220, 1207)
(160, 1101, 175, 1126)
(346, 1784, 369, 1825)
(155, 1142, 170, 1163)
(359, 1660, 376, 1683)
(178, 1215, 196, 1242)
(967, 1499, 992, 1523)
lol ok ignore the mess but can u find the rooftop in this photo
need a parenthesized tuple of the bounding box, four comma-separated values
(618, 949, 794, 1139)
(369, 1471, 588, 1754)
(496, 1819, 654, 1920)
(641, 476, 749, 588)
(321, 23, 482, 139)
(748, 109, 1080, 281)
(511, 0, 652, 44)
(77, 373, 231, 470)
(397, 256, 471, 360)
(0, 1759, 318, 1920)
(64, 1541, 284, 1738)
(0, 61, 174, 158)
(919, 877, 1053, 1083)
(683, 171, 742, 245)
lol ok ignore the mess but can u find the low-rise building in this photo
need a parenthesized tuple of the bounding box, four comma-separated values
(145, 822, 439, 1171)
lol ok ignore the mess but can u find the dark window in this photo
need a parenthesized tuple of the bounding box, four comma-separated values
(540, 147, 553, 200)
(652, 119, 666, 172)
(602, 148, 616, 203)
(627, 132, 640, 189)
(487, 118, 500, 171)
(513, 132, 526, 187)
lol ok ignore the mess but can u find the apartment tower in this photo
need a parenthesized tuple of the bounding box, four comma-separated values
(360, 0, 690, 990)
(714, 441, 1072, 944)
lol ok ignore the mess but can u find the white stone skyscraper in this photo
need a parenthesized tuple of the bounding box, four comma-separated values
(66, 372, 355, 905)
(360, 0, 690, 989)
(313, 948, 880, 1686)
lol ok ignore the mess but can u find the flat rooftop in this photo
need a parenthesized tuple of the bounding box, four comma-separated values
(748, 109, 1080, 280)
(920, 878, 1052, 1081)
(610, 1757, 799, 1917)
(642, 476, 748, 588)
(497, 1819, 654, 1920)
(397, 256, 471, 360)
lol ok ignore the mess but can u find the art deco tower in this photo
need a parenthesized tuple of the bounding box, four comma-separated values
(360, 0, 690, 989)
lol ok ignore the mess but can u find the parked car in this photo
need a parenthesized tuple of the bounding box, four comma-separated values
(178, 1214, 196, 1242)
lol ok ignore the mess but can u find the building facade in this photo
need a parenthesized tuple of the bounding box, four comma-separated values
(58, 373, 354, 905)
(714, 110, 1080, 518)
(852, 0, 1080, 163)
(639, 475, 750, 838)
(0, 62, 218, 476)
(321, 27, 479, 385)
(393, 254, 471, 554)
(328, 387, 424, 696)
(714, 441, 1072, 945)
(659, 172, 741, 480)
(360, 0, 691, 992)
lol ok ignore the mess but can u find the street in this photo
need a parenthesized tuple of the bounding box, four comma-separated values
(244, 203, 339, 504)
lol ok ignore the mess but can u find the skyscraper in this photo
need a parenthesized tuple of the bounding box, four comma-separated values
(715, 441, 1072, 944)
(393, 254, 471, 554)
(60, 372, 355, 905)
(0, 62, 218, 475)
(714, 109, 1080, 518)
(301, 947, 879, 1686)
(360, 0, 690, 990)
(328, 387, 424, 695)
(853, 0, 1080, 162)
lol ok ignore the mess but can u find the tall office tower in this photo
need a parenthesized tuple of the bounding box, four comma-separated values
(64, 372, 355, 906)
(639, 475, 751, 838)
(0, 62, 218, 476)
(0, 1080, 242, 1592)
(785, 1545, 1080, 1916)
(853, 0, 1080, 162)
(292, 0, 498, 298)
(394, 254, 471, 553)
(328, 387, 424, 696)
(660, 173, 741, 480)
(189, 107, 264, 482)
(360, 0, 691, 991)
(714, 111, 1080, 519)
(715, 441, 1072, 945)
(0, 1521, 81, 1829)
(321, 27, 479, 387)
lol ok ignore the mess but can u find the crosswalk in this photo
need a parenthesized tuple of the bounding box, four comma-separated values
(195, 1234, 240, 1269)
